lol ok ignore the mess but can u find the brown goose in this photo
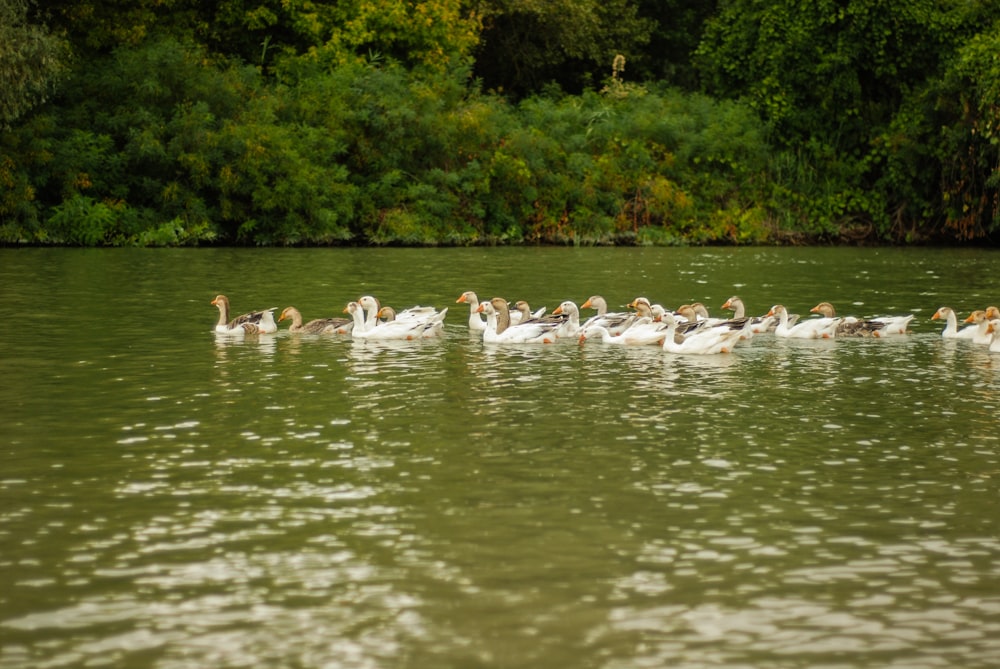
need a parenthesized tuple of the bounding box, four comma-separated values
(211, 295, 277, 334)
(278, 307, 351, 334)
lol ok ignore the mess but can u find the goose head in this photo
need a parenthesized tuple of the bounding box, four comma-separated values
(722, 296, 747, 319)
(456, 291, 478, 305)
(931, 306, 953, 321)
(278, 307, 301, 323)
(581, 295, 607, 313)
(810, 302, 837, 317)
(552, 301, 578, 317)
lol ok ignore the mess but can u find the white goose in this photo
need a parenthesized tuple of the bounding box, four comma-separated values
(864, 307, 915, 336)
(657, 312, 743, 354)
(581, 295, 636, 335)
(211, 295, 277, 334)
(550, 301, 582, 338)
(477, 298, 560, 344)
(358, 295, 443, 332)
(986, 320, 1000, 353)
(579, 322, 666, 347)
(931, 306, 971, 339)
(343, 301, 440, 340)
(766, 304, 839, 339)
(964, 308, 1000, 345)
(722, 295, 788, 333)
(456, 291, 487, 331)
(378, 305, 447, 338)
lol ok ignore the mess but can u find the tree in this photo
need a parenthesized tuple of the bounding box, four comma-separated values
(934, 26, 1000, 240)
(693, 0, 988, 238)
(0, 0, 68, 125)
(472, 0, 654, 97)
(629, 0, 717, 89)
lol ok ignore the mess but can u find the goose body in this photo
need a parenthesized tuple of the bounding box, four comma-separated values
(512, 301, 548, 324)
(279, 307, 351, 334)
(357, 295, 444, 334)
(581, 295, 636, 335)
(987, 320, 1000, 353)
(579, 322, 666, 347)
(721, 296, 776, 333)
(964, 308, 1000, 345)
(378, 305, 447, 338)
(346, 299, 444, 340)
(477, 298, 559, 344)
(931, 306, 972, 339)
(809, 302, 886, 338)
(767, 304, 839, 339)
(549, 301, 582, 338)
(212, 295, 277, 334)
(676, 304, 749, 336)
(687, 302, 731, 327)
(657, 312, 743, 354)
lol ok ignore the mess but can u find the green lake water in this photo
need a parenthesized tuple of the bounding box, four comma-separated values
(1, 246, 999, 668)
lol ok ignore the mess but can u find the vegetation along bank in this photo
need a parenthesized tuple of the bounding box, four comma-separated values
(2, 0, 999, 246)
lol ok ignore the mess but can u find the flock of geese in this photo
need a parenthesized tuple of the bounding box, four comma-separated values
(211, 294, 1000, 355)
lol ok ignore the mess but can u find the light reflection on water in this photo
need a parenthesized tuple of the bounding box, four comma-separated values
(2, 248, 1000, 669)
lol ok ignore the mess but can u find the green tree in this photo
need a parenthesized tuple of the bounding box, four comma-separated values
(694, 0, 992, 239)
(630, 0, 717, 89)
(472, 0, 654, 97)
(0, 0, 68, 125)
(933, 26, 1000, 240)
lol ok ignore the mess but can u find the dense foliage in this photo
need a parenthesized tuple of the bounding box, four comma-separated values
(1, 0, 998, 245)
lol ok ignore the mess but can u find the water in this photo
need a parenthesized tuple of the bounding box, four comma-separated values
(2, 246, 1000, 669)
